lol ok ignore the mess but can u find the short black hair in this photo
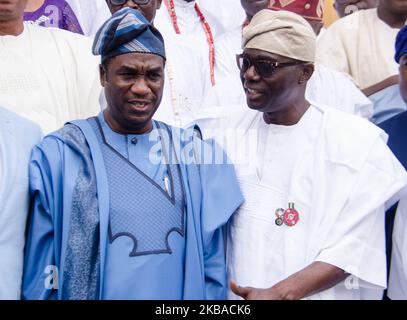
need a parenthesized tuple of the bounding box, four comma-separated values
(101, 57, 112, 71)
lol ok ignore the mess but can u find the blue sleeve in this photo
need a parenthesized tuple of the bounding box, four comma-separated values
(203, 227, 228, 300)
(198, 138, 244, 299)
(22, 137, 64, 300)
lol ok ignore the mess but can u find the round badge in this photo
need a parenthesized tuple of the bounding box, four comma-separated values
(283, 204, 300, 227)
(275, 217, 284, 226)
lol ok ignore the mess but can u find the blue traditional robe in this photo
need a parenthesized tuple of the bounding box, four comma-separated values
(379, 111, 407, 170)
(379, 111, 407, 296)
(22, 112, 243, 300)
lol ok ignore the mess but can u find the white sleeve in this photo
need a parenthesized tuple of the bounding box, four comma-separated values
(316, 137, 407, 290)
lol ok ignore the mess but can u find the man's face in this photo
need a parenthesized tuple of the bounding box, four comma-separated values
(240, 0, 269, 18)
(399, 54, 407, 104)
(0, 0, 27, 21)
(239, 48, 311, 114)
(101, 52, 165, 134)
(105, 0, 162, 22)
(334, 0, 378, 17)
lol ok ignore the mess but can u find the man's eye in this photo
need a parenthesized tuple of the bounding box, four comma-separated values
(119, 72, 134, 77)
(148, 72, 162, 80)
(258, 62, 274, 74)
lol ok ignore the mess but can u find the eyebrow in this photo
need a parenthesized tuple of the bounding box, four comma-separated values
(117, 65, 163, 73)
(146, 67, 164, 73)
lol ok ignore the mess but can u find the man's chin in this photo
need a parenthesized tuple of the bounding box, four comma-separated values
(123, 115, 154, 132)
(246, 100, 266, 112)
(127, 107, 156, 121)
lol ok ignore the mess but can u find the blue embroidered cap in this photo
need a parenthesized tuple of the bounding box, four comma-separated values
(92, 8, 166, 63)
(395, 25, 407, 63)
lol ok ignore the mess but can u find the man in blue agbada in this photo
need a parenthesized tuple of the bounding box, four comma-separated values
(22, 8, 243, 300)
(379, 24, 407, 300)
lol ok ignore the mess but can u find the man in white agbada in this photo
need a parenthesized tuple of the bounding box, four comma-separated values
(154, 0, 225, 87)
(317, 0, 407, 92)
(0, 0, 102, 134)
(104, 0, 209, 128)
(0, 108, 42, 299)
(201, 0, 373, 120)
(66, 0, 111, 36)
(197, 9, 407, 300)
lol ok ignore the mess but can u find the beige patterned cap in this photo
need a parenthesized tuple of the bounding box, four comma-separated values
(242, 9, 316, 63)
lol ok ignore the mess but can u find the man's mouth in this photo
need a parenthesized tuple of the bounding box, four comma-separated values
(245, 87, 264, 100)
(127, 100, 153, 112)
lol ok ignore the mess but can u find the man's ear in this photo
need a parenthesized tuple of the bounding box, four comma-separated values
(100, 64, 107, 87)
(299, 63, 315, 84)
(156, 0, 163, 10)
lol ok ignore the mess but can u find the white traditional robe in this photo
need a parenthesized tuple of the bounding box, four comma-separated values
(197, 0, 246, 33)
(0, 23, 102, 133)
(153, 36, 210, 128)
(195, 104, 407, 300)
(388, 197, 407, 300)
(66, 0, 110, 36)
(317, 8, 400, 90)
(0, 108, 42, 300)
(155, 0, 226, 86)
(203, 26, 373, 119)
(317, 27, 326, 40)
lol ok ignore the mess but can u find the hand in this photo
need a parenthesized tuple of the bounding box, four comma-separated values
(229, 262, 346, 300)
(230, 281, 283, 300)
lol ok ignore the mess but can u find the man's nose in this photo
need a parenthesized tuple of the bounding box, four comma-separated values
(243, 65, 261, 82)
(124, 0, 140, 9)
(130, 77, 151, 96)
